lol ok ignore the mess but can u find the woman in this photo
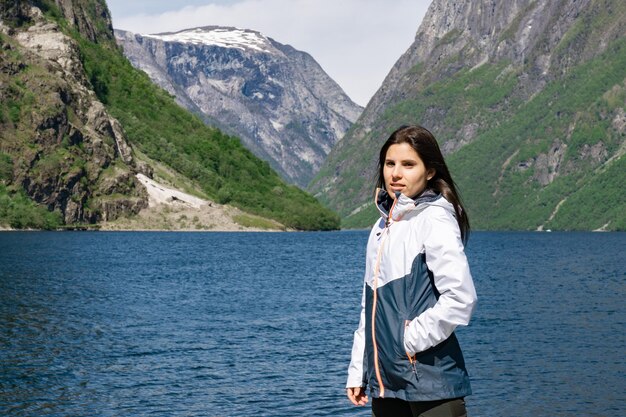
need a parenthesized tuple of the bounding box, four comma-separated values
(346, 125, 477, 417)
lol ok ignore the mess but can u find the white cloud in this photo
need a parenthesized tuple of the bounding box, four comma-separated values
(111, 0, 430, 106)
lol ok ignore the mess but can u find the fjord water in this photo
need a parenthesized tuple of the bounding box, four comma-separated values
(1, 231, 624, 416)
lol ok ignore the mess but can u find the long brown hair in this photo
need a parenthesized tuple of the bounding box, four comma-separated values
(376, 125, 470, 243)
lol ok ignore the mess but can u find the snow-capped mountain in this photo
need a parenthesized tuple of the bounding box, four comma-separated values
(145, 27, 273, 52)
(115, 26, 363, 187)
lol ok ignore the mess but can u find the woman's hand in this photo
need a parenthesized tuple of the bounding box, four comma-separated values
(346, 386, 368, 406)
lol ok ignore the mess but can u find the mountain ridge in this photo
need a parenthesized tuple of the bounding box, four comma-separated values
(114, 25, 363, 187)
(311, 0, 626, 231)
(0, 0, 340, 230)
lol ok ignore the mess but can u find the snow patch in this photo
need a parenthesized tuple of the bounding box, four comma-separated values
(146, 27, 273, 53)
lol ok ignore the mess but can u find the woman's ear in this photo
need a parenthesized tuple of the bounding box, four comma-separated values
(427, 169, 436, 181)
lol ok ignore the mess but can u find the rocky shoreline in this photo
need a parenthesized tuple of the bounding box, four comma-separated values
(0, 174, 287, 232)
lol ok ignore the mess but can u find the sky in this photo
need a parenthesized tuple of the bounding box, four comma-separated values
(106, 0, 431, 107)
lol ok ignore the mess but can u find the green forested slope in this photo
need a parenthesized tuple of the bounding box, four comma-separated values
(311, 0, 625, 231)
(0, 0, 339, 230)
(447, 38, 626, 231)
(77, 38, 339, 230)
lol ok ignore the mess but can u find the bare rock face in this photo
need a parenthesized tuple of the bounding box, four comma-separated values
(0, 4, 147, 224)
(54, 0, 115, 44)
(312, 0, 626, 226)
(115, 27, 363, 187)
(532, 140, 567, 186)
(348, 0, 622, 144)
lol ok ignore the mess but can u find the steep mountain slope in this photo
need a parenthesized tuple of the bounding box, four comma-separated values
(1, 1, 147, 227)
(114, 26, 363, 187)
(0, 0, 339, 230)
(311, 0, 626, 231)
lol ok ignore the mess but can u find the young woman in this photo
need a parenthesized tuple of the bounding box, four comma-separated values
(346, 125, 477, 417)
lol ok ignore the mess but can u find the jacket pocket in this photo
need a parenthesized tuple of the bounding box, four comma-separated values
(402, 319, 419, 380)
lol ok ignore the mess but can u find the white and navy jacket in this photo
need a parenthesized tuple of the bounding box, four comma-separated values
(347, 189, 477, 401)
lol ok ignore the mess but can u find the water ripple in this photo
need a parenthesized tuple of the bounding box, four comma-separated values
(1, 231, 624, 416)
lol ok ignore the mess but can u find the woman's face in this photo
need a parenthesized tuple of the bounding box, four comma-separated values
(383, 143, 434, 199)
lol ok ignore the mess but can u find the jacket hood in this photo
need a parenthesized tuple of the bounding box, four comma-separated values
(375, 188, 453, 221)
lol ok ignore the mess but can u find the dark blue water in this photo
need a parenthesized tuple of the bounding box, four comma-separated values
(0, 231, 624, 416)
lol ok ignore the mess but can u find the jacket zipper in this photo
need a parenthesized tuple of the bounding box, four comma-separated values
(371, 197, 398, 398)
(406, 352, 418, 378)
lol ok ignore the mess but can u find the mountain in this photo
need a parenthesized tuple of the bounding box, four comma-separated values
(1, 0, 147, 227)
(114, 26, 363, 187)
(0, 0, 339, 230)
(310, 0, 626, 231)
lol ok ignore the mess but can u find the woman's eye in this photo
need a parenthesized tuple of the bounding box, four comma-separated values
(385, 162, 394, 167)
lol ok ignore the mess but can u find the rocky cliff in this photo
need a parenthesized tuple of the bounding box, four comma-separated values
(114, 26, 363, 187)
(0, 0, 340, 231)
(311, 0, 626, 231)
(0, 1, 147, 224)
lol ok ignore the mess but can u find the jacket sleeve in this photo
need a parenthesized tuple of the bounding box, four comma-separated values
(346, 281, 367, 388)
(403, 206, 477, 355)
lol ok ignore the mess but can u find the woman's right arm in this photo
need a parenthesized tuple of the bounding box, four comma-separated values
(347, 226, 379, 405)
(346, 282, 366, 386)
(346, 298, 368, 406)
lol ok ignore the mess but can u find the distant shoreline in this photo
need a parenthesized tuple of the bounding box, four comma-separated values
(0, 226, 621, 233)
(0, 225, 285, 232)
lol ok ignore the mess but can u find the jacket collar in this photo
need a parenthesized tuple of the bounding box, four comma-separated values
(375, 188, 442, 222)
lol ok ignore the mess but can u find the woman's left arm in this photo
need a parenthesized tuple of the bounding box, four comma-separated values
(404, 206, 478, 355)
